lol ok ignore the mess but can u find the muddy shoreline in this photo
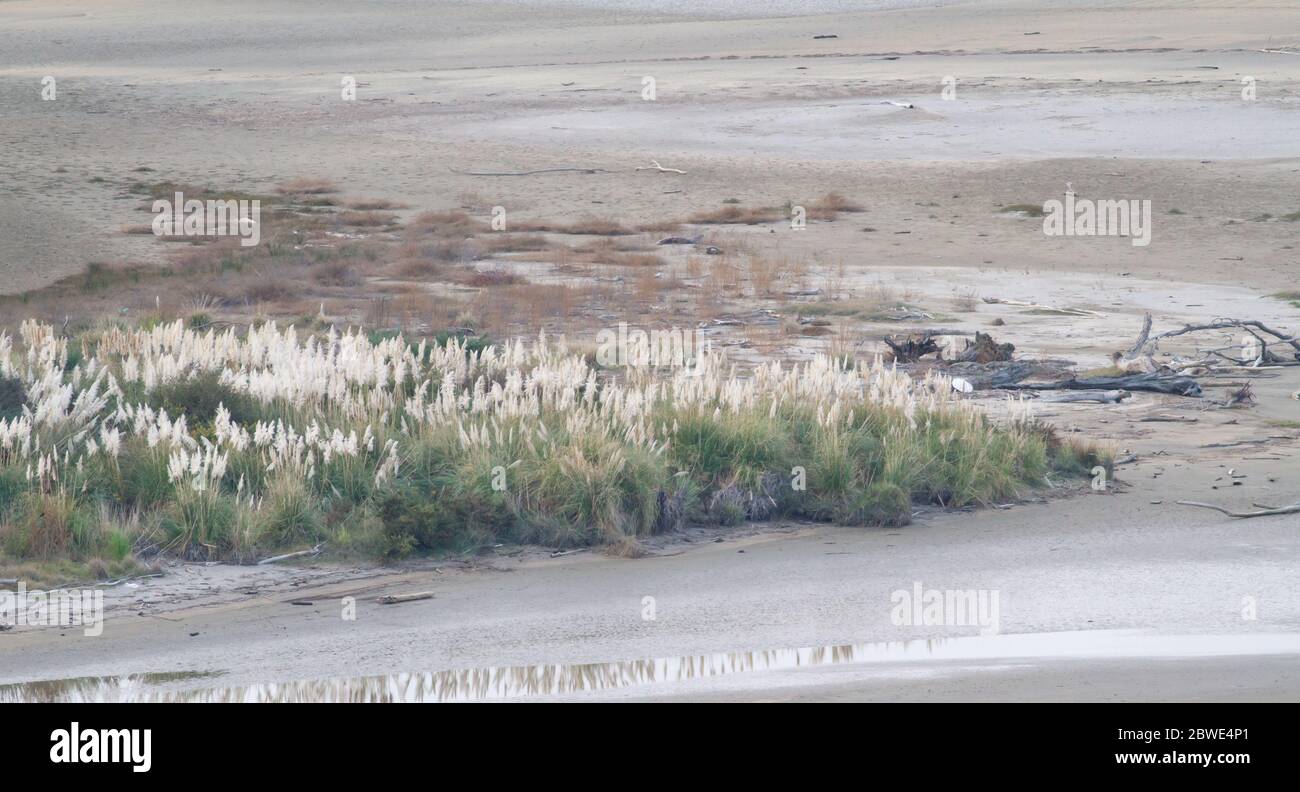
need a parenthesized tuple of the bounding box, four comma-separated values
(3, 432, 1298, 699)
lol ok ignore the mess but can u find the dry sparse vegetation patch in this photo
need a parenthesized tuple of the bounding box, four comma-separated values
(808, 192, 865, 220)
(344, 198, 410, 211)
(688, 204, 784, 225)
(337, 211, 399, 228)
(608, 253, 665, 268)
(953, 289, 980, 312)
(513, 217, 634, 236)
(575, 236, 653, 254)
(408, 210, 487, 236)
(128, 180, 269, 204)
(312, 261, 364, 287)
(464, 269, 526, 288)
(275, 177, 340, 195)
(242, 278, 296, 304)
(1273, 290, 1300, 308)
(637, 219, 684, 234)
(475, 234, 553, 254)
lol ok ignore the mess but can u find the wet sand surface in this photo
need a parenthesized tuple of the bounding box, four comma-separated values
(3, 456, 1299, 701)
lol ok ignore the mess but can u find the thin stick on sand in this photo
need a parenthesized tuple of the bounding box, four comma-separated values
(257, 543, 324, 565)
(1176, 500, 1300, 518)
(635, 159, 687, 174)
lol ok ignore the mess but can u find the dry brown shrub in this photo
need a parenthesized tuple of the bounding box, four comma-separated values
(408, 210, 486, 236)
(312, 261, 363, 287)
(243, 278, 295, 303)
(565, 217, 632, 236)
(337, 211, 398, 227)
(391, 238, 473, 276)
(610, 253, 665, 268)
(476, 234, 552, 254)
(687, 205, 783, 225)
(710, 254, 743, 295)
(394, 259, 438, 278)
(807, 192, 865, 220)
(575, 236, 651, 254)
(748, 254, 778, 296)
(633, 267, 662, 306)
(465, 269, 525, 287)
(637, 219, 683, 233)
(513, 217, 633, 236)
(275, 177, 339, 195)
(344, 198, 409, 210)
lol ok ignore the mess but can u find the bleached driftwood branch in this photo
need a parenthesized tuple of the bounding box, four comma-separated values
(1142, 317, 1300, 354)
(1177, 500, 1300, 518)
(379, 591, 434, 605)
(1119, 313, 1300, 373)
(982, 297, 1105, 317)
(257, 543, 324, 565)
(635, 159, 687, 174)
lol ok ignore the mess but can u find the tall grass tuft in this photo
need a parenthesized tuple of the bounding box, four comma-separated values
(0, 319, 1100, 564)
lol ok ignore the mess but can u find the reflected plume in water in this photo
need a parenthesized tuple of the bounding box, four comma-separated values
(0, 671, 225, 703)
(0, 640, 937, 702)
(5, 631, 1297, 702)
(180, 642, 926, 702)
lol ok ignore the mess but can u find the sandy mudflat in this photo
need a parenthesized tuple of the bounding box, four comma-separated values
(1, 0, 1297, 294)
(2, 1, 1299, 700)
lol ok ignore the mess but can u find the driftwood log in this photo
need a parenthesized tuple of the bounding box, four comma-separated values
(379, 592, 434, 605)
(1177, 500, 1300, 518)
(941, 361, 1039, 390)
(1120, 313, 1300, 372)
(1012, 371, 1202, 397)
(257, 543, 324, 565)
(1037, 390, 1129, 404)
(1058, 372, 1201, 396)
(1117, 313, 1158, 372)
(884, 333, 940, 363)
(953, 332, 1015, 363)
(657, 235, 702, 246)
